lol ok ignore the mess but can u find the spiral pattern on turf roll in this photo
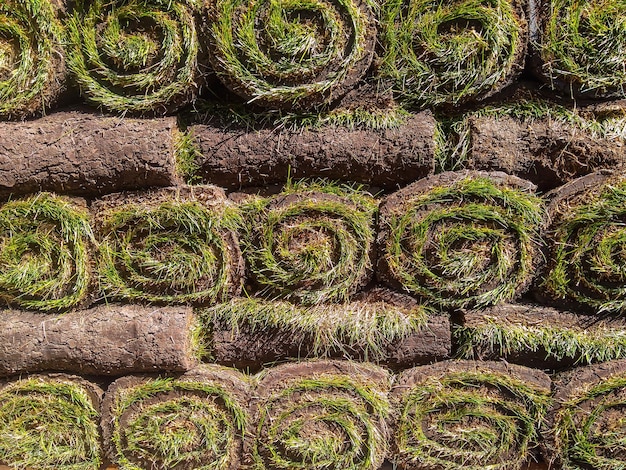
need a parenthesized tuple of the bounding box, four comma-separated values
(104, 370, 248, 470)
(0, 375, 102, 470)
(97, 200, 242, 304)
(378, 172, 544, 309)
(0, 193, 92, 312)
(544, 174, 626, 314)
(207, 0, 375, 110)
(378, 0, 526, 106)
(0, 0, 65, 118)
(537, 0, 626, 98)
(242, 185, 377, 305)
(392, 362, 551, 470)
(253, 361, 390, 470)
(67, 0, 200, 114)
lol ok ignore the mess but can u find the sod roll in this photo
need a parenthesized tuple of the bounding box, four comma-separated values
(391, 360, 551, 470)
(240, 181, 376, 305)
(540, 171, 626, 314)
(250, 360, 390, 470)
(0, 193, 93, 312)
(0, 0, 66, 119)
(0, 110, 180, 197)
(456, 303, 626, 370)
(463, 101, 626, 191)
(378, 170, 545, 309)
(0, 305, 199, 376)
(531, 0, 626, 99)
(546, 360, 626, 469)
(185, 111, 436, 189)
(102, 365, 250, 470)
(378, 0, 527, 107)
(93, 186, 244, 305)
(204, 288, 451, 369)
(0, 374, 102, 470)
(67, 0, 202, 114)
(206, 0, 376, 110)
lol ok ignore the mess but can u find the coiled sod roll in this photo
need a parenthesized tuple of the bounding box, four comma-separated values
(0, 0, 65, 118)
(0, 374, 102, 470)
(543, 172, 626, 314)
(67, 0, 201, 114)
(241, 182, 377, 305)
(547, 361, 626, 470)
(95, 187, 244, 305)
(378, 0, 527, 106)
(534, 0, 626, 98)
(378, 171, 544, 309)
(102, 366, 249, 470)
(206, 0, 376, 110)
(0, 193, 93, 312)
(252, 360, 390, 470)
(391, 361, 551, 470)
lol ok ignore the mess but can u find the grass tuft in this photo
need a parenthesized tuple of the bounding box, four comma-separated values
(0, 375, 102, 470)
(240, 180, 377, 305)
(0, 193, 93, 312)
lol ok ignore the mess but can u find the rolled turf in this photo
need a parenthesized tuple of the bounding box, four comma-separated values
(102, 365, 250, 470)
(0, 373, 102, 470)
(377, 170, 545, 309)
(390, 360, 552, 470)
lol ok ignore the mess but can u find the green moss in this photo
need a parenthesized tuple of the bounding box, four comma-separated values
(240, 180, 378, 305)
(0, 193, 93, 312)
(97, 199, 241, 305)
(544, 178, 626, 313)
(66, 0, 201, 113)
(0, 376, 101, 470)
(109, 375, 247, 470)
(0, 0, 65, 118)
(207, 0, 373, 109)
(455, 317, 626, 365)
(202, 295, 428, 361)
(378, 0, 524, 106)
(382, 176, 544, 308)
(253, 366, 389, 470)
(538, 0, 626, 97)
(395, 369, 551, 470)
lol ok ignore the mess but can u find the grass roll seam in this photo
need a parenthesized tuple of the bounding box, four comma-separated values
(377, 0, 528, 107)
(93, 185, 244, 305)
(240, 180, 377, 305)
(391, 360, 552, 470)
(378, 170, 545, 309)
(250, 360, 391, 470)
(67, 0, 203, 114)
(102, 365, 250, 470)
(0, 0, 66, 119)
(0, 373, 103, 470)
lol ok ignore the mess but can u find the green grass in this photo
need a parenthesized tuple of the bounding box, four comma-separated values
(538, 0, 626, 97)
(381, 175, 544, 308)
(201, 294, 428, 361)
(0, 376, 101, 470)
(174, 129, 203, 184)
(455, 317, 626, 365)
(394, 368, 551, 470)
(66, 0, 201, 114)
(378, 0, 525, 106)
(97, 198, 242, 305)
(240, 180, 378, 305)
(253, 364, 390, 469)
(544, 177, 626, 313)
(0, 0, 65, 118)
(0, 193, 93, 312)
(206, 0, 373, 109)
(108, 374, 248, 470)
(551, 373, 626, 469)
